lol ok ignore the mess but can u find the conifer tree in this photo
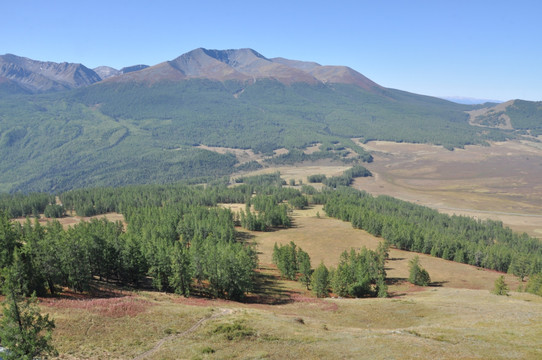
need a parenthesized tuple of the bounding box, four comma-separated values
(408, 256, 431, 286)
(492, 275, 509, 296)
(311, 262, 330, 298)
(0, 271, 57, 360)
(297, 248, 312, 289)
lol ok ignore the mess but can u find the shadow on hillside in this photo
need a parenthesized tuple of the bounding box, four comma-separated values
(45, 280, 133, 301)
(245, 265, 295, 305)
(386, 277, 406, 286)
(236, 230, 257, 245)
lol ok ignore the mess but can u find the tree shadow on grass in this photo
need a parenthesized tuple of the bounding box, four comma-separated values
(244, 265, 295, 305)
(236, 230, 257, 246)
(385, 277, 408, 298)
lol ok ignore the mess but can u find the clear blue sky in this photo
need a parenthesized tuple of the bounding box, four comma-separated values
(2, 0, 541, 101)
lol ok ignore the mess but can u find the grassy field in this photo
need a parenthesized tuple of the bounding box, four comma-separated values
(13, 212, 125, 229)
(353, 140, 542, 237)
(34, 208, 541, 359)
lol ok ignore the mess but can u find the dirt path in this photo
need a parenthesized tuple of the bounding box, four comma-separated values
(132, 308, 233, 360)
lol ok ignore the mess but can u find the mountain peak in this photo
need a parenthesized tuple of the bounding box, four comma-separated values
(200, 48, 268, 65)
(2, 49, 384, 91)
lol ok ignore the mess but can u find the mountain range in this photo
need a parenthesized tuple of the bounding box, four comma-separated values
(0, 48, 381, 93)
(0, 48, 541, 193)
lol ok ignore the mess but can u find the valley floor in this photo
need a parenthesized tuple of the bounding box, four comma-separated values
(353, 140, 542, 237)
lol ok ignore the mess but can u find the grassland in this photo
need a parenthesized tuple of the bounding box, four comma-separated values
(352, 140, 542, 237)
(30, 207, 541, 359)
(42, 286, 541, 360)
(229, 138, 542, 237)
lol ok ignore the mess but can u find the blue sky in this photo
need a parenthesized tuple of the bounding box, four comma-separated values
(2, 0, 541, 101)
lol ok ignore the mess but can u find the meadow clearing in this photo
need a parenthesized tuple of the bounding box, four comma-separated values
(354, 140, 542, 237)
(40, 207, 541, 359)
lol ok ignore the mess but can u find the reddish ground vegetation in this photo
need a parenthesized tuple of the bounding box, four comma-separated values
(289, 292, 338, 311)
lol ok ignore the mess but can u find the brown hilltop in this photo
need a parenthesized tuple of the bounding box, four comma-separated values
(104, 48, 378, 88)
(1, 48, 386, 91)
(309, 65, 381, 91)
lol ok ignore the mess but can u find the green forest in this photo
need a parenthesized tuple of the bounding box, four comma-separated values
(0, 78, 524, 193)
(1, 174, 541, 304)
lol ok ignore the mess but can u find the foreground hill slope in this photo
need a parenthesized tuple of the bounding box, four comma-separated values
(0, 48, 539, 192)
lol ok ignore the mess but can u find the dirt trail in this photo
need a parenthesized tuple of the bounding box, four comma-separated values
(132, 308, 233, 360)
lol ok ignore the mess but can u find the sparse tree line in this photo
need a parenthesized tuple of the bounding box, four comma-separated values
(239, 195, 292, 231)
(321, 187, 542, 293)
(307, 165, 372, 188)
(2, 174, 542, 303)
(272, 240, 389, 298)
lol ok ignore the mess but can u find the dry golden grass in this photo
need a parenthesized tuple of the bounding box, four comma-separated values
(238, 162, 350, 186)
(25, 139, 542, 358)
(43, 292, 213, 359)
(217, 138, 542, 237)
(250, 207, 521, 292)
(353, 140, 542, 237)
(45, 287, 542, 359)
(14, 212, 126, 230)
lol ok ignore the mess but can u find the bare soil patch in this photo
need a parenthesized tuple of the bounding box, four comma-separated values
(303, 143, 321, 154)
(467, 100, 514, 129)
(196, 145, 262, 165)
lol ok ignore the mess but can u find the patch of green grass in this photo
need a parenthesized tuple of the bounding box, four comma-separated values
(201, 346, 215, 354)
(211, 320, 256, 341)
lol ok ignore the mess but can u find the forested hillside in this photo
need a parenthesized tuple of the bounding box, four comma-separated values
(1, 174, 541, 301)
(0, 77, 517, 193)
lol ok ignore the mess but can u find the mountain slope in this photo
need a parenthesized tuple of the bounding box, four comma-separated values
(0, 48, 534, 192)
(93, 66, 119, 79)
(104, 48, 377, 87)
(469, 100, 542, 135)
(0, 54, 101, 93)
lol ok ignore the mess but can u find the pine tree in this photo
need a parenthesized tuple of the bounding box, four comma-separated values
(297, 248, 312, 289)
(0, 272, 57, 359)
(311, 262, 330, 298)
(508, 255, 531, 282)
(492, 275, 509, 296)
(169, 243, 191, 297)
(408, 256, 431, 286)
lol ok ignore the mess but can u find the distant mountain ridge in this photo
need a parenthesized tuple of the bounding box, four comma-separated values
(1, 48, 382, 93)
(0, 54, 101, 93)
